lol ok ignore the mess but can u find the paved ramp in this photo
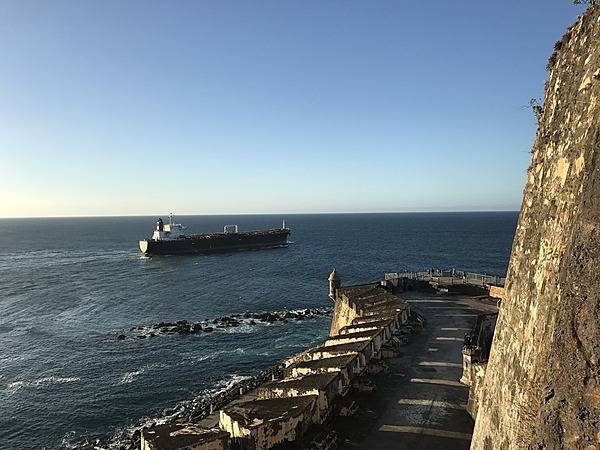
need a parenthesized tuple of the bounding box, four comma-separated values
(345, 292, 496, 450)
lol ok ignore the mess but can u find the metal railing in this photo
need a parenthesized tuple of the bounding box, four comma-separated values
(385, 268, 505, 286)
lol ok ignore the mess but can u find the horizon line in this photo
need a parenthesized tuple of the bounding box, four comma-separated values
(0, 209, 520, 219)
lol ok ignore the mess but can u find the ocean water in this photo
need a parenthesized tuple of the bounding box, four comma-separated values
(0, 212, 518, 449)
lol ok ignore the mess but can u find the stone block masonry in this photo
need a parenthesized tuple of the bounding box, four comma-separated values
(470, 5, 600, 449)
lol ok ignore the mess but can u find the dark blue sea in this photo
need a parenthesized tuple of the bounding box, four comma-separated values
(0, 212, 517, 449)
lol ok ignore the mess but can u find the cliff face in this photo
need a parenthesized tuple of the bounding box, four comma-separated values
(471, 6, 600, 450)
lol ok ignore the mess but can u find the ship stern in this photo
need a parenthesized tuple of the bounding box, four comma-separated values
(139, 239, 149, 254)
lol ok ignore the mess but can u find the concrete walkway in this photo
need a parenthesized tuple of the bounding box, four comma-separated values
(344, 291, 497, 450)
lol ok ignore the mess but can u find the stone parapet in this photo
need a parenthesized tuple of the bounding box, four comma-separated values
(140, 424, 229, 450)
(219, 396, 318, 450)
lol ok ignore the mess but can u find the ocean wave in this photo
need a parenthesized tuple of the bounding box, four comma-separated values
(190, 348, 246, 363)
(118, 369, 145, 385)
(117, 363, 170, 385)
(5, 376, 80, 395)
(220, 323, 255, 334)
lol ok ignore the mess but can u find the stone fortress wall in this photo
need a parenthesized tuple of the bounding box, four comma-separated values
(468, 5, 600, 449)
(140, 270, 411, 450)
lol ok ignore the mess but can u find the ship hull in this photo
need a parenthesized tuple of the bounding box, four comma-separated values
(139, 229, 290, 255)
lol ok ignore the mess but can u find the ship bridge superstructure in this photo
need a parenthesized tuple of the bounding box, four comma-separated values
(152, 214, 186, 241)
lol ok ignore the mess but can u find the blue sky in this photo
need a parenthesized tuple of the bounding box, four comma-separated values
(0, 1, 585, 217)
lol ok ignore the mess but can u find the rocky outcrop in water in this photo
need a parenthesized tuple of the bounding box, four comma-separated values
(114, 308, 333, 340)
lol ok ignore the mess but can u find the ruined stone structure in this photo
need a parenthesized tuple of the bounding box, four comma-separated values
(142, 271, 410, 450)
(471, 6, 600, 449)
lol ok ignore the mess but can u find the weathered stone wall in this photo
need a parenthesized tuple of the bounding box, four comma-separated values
(471, 6, 600, 449)
(329, 296, 358, 337)
(488, 285, 504, 300)
(466, 362, 487, 419)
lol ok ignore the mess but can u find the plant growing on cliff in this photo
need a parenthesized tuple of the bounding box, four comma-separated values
(530, 98, 544, 125)
(573, 0, 596, 5)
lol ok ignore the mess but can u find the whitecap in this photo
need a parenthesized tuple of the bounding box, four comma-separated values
(33, 376, 80, 385)
(6, 380, 26, 395)
(220, 323, 256, 334)
(189, 347, 246, 364)
(5, 376, 80, 395)
(118, 369, 144, 384)
(117, 363, 169, 385)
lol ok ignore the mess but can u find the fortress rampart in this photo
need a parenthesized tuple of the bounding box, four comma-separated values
(140, 271, 411, 450)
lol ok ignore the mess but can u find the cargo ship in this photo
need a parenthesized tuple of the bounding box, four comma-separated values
(139, 214, 291, 255)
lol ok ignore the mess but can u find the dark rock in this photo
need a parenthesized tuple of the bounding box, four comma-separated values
(117, 334, 126, 340)
(257, 313, 277, 323)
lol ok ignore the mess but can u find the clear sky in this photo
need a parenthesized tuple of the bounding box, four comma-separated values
(0, 1, 586, 217)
